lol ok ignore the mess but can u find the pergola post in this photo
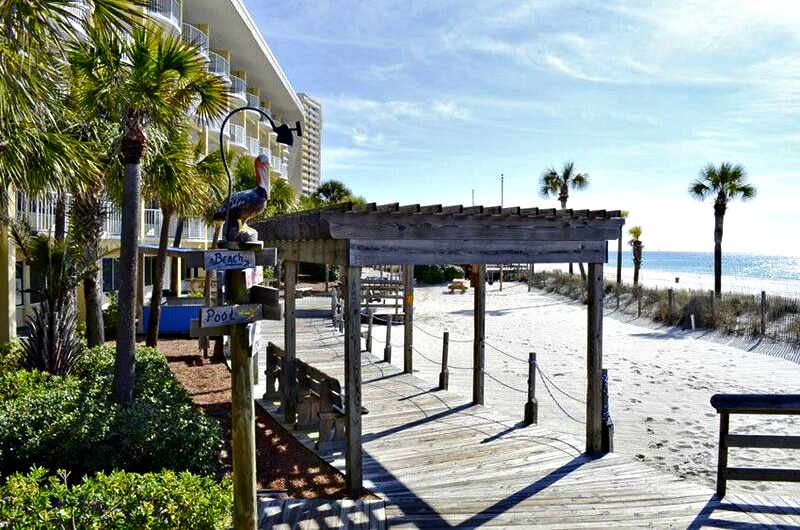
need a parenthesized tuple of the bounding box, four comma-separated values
(586, 262, 604, 454)
(473, 264, 486, 405)
(283, 260, 298, 424)
(402, 265, 414, 374)
(343, 265, 363, 493)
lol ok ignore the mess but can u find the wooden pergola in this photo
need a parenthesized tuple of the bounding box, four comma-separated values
(255, 202, 625, 492)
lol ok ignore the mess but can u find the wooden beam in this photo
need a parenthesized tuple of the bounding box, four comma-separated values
(586, 262, 604, 454)
(403, 265, 414, 375)
(260, 239, 348, 266)
(348, 239, 608, 266)
(327, 213, 622, 241)
(473, 264, 485, 405)
(283, 260, 298, 424)
(227, 269, 257, 529)
(711, 394, 800, 414)
(343, 265, 363, 493)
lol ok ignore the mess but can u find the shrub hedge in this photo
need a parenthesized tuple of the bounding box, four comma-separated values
(414, 265, 464, 285)
(0, 467, 232, 529)
(0, 345, 223, 480)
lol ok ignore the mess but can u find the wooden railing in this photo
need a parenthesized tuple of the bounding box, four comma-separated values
(265, 342, 362, 450)
(711, 393, 800, 497)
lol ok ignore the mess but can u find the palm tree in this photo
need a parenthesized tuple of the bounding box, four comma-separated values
(144, 123, 222, 347)
(312, 179, 354, 205)
(69, 24, 228, 404)
(539, 161, 589, 278)
(0, 0, 139, 199)
(689, 163, 756, 298)
(628, 226, 643, 286)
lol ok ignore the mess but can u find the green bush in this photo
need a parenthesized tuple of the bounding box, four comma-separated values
(414, 265, 464, 284)
(0, 467, 232, 529)
(0, 340, 23, 373)
(103, 292, 119, 340)
(0, 346, 223, 480)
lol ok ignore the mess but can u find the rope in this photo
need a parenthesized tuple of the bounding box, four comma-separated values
(535, 363, 585, 404)
(482, 369, 527, 394)
(537, 370, 583, 423)
(411, 323, 472, 343)
(484, 341, 529, 364)
(411, 346, 471, 370)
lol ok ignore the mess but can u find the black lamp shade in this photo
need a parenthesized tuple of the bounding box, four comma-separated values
(274, 124, 294, 146)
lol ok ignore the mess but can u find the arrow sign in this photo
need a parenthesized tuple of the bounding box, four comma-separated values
(200, 304, 262, 328)
(245, 266, 264, 289)
(204, 250, 256, 271)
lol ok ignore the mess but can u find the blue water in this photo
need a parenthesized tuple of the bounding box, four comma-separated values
(607, 251, 800, 283)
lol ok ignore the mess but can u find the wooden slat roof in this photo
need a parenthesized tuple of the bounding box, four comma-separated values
(255, 202, 625, 244)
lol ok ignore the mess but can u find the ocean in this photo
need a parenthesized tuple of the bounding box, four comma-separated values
(603, 251, 800, 297)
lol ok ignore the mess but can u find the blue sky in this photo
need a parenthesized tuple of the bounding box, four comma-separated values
(247, 1, 800, 256)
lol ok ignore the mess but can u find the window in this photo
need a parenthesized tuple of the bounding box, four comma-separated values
(15, 261, 23, 306)
(144, 256, 155, 287)
(102, 258, 120, 292)
(29, 267, 44, 304)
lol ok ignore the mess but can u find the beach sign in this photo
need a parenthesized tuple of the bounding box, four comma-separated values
(204, 250, 256, 270)
(200, 304, 262, 328)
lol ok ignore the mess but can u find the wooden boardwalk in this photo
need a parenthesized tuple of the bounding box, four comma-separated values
(259, 296, 800, 528)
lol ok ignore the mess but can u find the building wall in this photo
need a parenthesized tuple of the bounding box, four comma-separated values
(298, 93, 323, 196)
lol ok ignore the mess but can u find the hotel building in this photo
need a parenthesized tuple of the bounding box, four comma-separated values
(0, 0, 306, 339)
(298, 93, 323, 196)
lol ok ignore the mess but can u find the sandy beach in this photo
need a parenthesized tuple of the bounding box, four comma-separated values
(368, 280, 800, 496)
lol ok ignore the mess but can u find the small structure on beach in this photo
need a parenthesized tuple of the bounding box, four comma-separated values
(255, 202, 625, 492)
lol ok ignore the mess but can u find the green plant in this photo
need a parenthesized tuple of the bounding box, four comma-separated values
(0, 341, 23, 373)
(0, 346, 223, 480)
(0, 467, 232, 529)
(103, 292, 119, 340)
(414, 265, 464, 285)
(299, 262, 338, 282)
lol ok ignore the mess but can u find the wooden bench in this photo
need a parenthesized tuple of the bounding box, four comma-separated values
(265, 341, 366, 452)
(711, 393, 800, 497)
(448, 279, 468, 294)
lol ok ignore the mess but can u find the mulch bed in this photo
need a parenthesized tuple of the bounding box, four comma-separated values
(157, 338, 372, 499)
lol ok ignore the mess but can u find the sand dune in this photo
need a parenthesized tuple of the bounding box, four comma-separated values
(369, 281, 800, 496)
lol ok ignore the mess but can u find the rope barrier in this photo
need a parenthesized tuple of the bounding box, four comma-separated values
(535, 363, 585, 405)
(482, 369, 527, 394)
(537, 370, 583, 423)
(484, 341, 529, 364)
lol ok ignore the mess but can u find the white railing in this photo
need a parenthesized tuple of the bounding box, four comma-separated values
(271, 154, 281, 170)
(207, 51, 230, 78)
(146, 0, 181, 31)
(229, 123, 247, 147)
(181, 23, 208, 56)
(247, 136, 259, 156)
(246, 93, 259, 108)
(16, 192, 58, 234)
(259, 146, 271, 158)
(104, 205, 122, 239)
(144, 208, 162, 239)
(229, 75, 246, 99)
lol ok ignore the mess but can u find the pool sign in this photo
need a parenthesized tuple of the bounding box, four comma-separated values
(200, 304, 262, 328)
(204, 250, 256, 270)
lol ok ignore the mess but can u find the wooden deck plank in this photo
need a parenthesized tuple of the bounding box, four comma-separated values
(259, 297, 800, 529)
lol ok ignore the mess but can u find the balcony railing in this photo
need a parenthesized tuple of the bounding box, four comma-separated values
(229, 75, 246, 100)
(259, 146, 271, 158)
(181, 23, 208, 56)
(16, 192, 58, 233)
(246, 93, 259, 108)
(229, 123, 247, 147)
(207, 51, 230, 79)
(146, 0, 181, 32)
(247, 137, 259, 156)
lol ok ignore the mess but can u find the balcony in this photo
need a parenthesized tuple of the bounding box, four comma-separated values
(16, 192, 58, 234)
(229, 74, 247, 101)
(146, 0, 181, 34)
(229, 123, 247, 148)
(207, 51, 230, 81)
(246, 93, 259, 108)
(247, 136, 259, 156)
(181, 23, 208, 57)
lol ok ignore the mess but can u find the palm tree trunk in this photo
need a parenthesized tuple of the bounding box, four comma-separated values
(54, 192, 66, 241)
(113, 135, 144, 405)
(714, 209, 724, 299)
(616, 228, 623, 286)
(84, 267, 104, 346)
(169, 217, 184, 295)
(145, 208, 172, 347)
(633, 262, 640, 285)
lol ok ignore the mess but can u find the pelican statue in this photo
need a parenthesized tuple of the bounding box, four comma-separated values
(214, 153, 270, 243)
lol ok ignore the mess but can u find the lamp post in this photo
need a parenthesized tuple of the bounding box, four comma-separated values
(216, 105, 300, 530)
